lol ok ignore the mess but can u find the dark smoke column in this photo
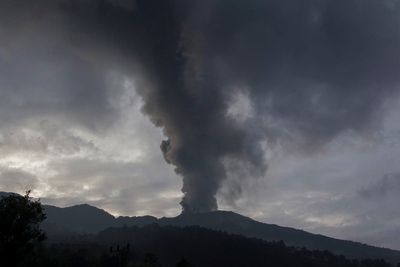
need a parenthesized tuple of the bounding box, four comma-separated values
(137, 0, 400, 214)
(161, 140, 222, 213)
(136, 0, 267, 213)
(135, 0, 228, 213)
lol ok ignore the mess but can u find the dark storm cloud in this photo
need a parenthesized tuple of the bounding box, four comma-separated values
(0, 0, 121, 131)
(2, 0, 400, 213)
(138, 0, 400, 212)
(188, 0, 400, 146)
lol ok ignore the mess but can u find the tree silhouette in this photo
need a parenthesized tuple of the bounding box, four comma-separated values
(143, 253, 161, 267)
(175, 258, 192, 267)
(0, 191, 46, 266)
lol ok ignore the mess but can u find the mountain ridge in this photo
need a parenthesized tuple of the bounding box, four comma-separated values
(1, 191, 400, 263)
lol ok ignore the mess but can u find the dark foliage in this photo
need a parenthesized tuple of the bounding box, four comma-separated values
(175, 258, 191, 267)
(25, 224, 396, 267)
(0, 191, 47, 266)
(39, 203, 400, 264)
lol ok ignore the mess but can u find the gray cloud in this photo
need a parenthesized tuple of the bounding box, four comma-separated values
(1, 0, 400, 215)
(42, 156, 180, 216)
(138, 0, 400, 212)
(0, 168, 38, 193)
(215, 126, 400, 250)
(359, 173, 400, 199)
(0, 0, 123, 133)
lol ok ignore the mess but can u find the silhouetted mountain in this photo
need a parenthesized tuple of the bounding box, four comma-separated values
(2, 192, 400, 263)
(40, 203, 158, 243)
(117, 215, 158, 226)
(159, 211, 400, 264)
(42, 204, 116, 239)
(0, 191, 18, 198)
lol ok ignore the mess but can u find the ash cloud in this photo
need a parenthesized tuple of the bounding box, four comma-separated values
(134, 0, 400, 212)
(2, 0, 400, 213)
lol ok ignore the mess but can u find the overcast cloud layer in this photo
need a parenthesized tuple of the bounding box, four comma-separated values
(1, 0, 400, 249)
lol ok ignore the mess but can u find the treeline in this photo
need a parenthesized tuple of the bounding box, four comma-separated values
(30, 224, 395, 267)
(1, 193, 397, 267)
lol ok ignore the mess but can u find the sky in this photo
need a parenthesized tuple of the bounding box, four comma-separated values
(1, 0, 400, 250)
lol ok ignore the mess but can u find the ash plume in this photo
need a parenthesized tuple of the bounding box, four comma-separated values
(2, 0, 400, 213)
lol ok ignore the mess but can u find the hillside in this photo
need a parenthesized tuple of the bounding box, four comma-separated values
(159, 211, 400, 264)
(1, 192, 400, 263)
(43, 205, 400, 263)
(45, 224, 392, 267)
